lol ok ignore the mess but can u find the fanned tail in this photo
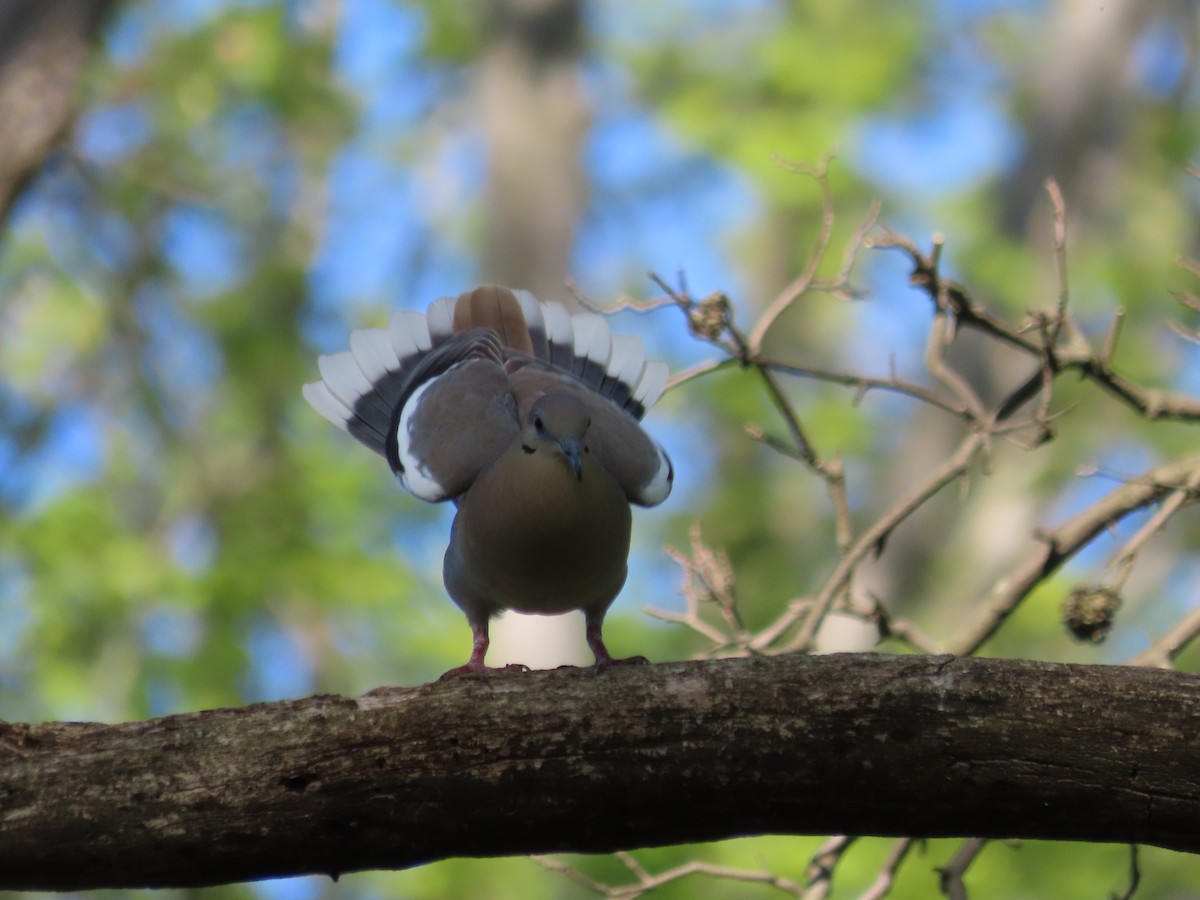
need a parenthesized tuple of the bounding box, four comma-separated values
(302, 286, 670, 457)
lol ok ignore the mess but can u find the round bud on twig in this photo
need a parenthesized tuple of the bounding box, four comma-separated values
(1062, 586, 1122, 643)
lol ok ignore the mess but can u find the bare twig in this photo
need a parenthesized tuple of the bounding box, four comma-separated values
(1171, 281, 1200, 312)
(641, 605, 731, 652)
(870, 232, 1200, 422)
(648, 524, 750, 655)
(846, 596, 945, 654)
(868, 230, 1040, 356)
(831, 198, 883, 295)
(1109, 844, 1141, 900)
(1101, 309, 1126, 365)
(1130, 604, 1200, 669)
(756, 364, 824, 471)
(666, 357, 737, 391)
(937, 838, 989, 900)
(746, 422, 812, 464)
(1166, 317, 1200, 346)
(803, 835, 857, 900)
(762, 432, 988, 654)
(924, 298, 988, 423)
(601, 291, 679, 316)
(1045, 178, 1070, 348)
(1107, 466, 1200, 591)
(532, 854, 805, 899)
(950, 454, 1200, 656)
(743, 158, 879, 351)
(749, 155, 839, 354)
(756, 358, 972, 421)
(531, 855, 612, 893)
(860, 838, 916, 900)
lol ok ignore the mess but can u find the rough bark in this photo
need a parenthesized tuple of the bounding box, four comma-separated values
(1, 653, 1197, 890)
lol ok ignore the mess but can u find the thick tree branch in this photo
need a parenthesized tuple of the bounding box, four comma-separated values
(1, 653, 1198, 890)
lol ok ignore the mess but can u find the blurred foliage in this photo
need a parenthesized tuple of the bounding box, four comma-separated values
(2, 0, 1200, 898)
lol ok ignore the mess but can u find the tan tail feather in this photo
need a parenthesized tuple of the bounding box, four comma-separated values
(453, 285, 533, 356)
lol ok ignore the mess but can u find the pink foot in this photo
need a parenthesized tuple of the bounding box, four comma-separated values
(437, 622, 530, 681)
(593, 653, 649, 673)
(438, 661, 530, 681)
(586, 616, 649, 673)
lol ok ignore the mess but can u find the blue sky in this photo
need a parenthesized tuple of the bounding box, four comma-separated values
(73, 0, 1032, 329)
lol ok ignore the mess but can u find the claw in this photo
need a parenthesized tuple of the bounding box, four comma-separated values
(438, 661, 530, 681)
(437, 621, 530, 682)
(592, 653, 649, 674)
(586, 615, 648, 672)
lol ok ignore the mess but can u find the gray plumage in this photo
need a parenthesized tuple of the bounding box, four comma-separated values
(303, 285, 673, 678)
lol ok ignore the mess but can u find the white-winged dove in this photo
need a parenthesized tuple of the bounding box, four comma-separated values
(303, 285, 673, 679)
